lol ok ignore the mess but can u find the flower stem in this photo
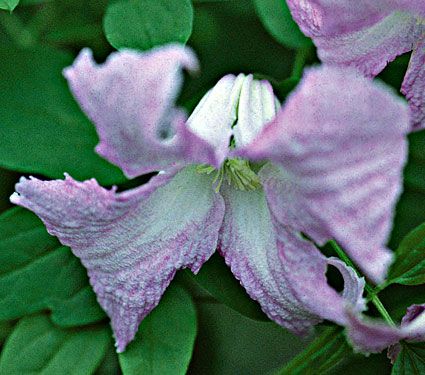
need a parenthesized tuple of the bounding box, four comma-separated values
(329, 240, 396, 327)
(369, 294, 396, 327)
(291, 47, 310, 78)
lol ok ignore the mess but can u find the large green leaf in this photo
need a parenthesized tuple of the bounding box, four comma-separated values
(183, 253, 267, 321)
(0, 44, 125, 185)
(386, 222, 425, 286)
(119, 285, 197, 375)
(0, 321, 14, 345)
(189, 301, 308, 374)
(390, 131, 425, 248)
(0, 0, 19, 11)
(0, 207, 105, 325)
(104, 0, 193, 50)
(392, 342, 425, 375)
(277, 327, 351, 374)
(253, 0, 311, 49)
(0, 315, 110, 374)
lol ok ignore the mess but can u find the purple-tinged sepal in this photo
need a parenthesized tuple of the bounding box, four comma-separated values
(11, 166, 225, 351)
(64, 45, 220, 178)
(237, 66, 410, 283)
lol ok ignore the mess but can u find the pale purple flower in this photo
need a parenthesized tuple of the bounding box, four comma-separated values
(11, 45, 409, 351)
(346, 303, 425, 359)
(287, 0, 425, 129)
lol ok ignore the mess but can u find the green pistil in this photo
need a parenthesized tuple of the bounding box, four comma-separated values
(196, 158, 261, 192)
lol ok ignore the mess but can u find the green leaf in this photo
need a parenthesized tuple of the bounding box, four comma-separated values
(184, 252, 268, 321)
(277, 327, 352, 374)
(0, 44, 125, 185)
(0, 0, 19, 11)
(390, 131, 425, 248)
(392, 342, 425, 375)
(0, 321, 14, 344)
(119, 285, 197, 375)
(386, 222, 425, 286)
(253, 0, 312, 49)
(104, 0, 193, 50)
(19, 0, 52, 5)
(0, 207, 105, 326)
(0, 315, 110, 374)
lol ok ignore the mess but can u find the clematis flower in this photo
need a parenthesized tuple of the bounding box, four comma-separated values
(11, 45, 410, 351)
(346, 303, 425, 360)
(287, 0, 425, 129)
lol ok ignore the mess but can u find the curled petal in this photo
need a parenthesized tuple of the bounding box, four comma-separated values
(218, 184, 365, 335)
(402, 39, 425, 130)
(346, 304, 425, 355)
(64, 46, 218, 178)
(238, 66, 410, 283)
(345, 310, 403, 354)
(276, 225, 366, 324)
(402, 304, 425, 341)
(287, 1, 425, 76)
(11, 166, 225, 351)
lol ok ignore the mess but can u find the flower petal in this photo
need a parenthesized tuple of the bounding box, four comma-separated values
(238, 66, 410, 283)
(11, 166, 225, 352)
(64, 45, 218, 178)
(187, 73, 279, 155)
(186, 74, 244, 161)
(402, 304, 425, 341)
(402, 39, 425, 130)
(287, 1, 425, 76)
(345, 310, 403, 354)
(218, 184, 365, 335)
(346, 304, 425, 355)
(275, 224, 366, 324)
(232, 75, 280, 147)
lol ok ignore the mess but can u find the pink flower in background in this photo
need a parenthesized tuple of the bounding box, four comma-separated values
(287, 0, 425, 129)
(11, 45, 409, 351)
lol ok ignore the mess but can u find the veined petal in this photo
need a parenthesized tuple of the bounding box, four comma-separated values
(287, 0, 425, 37)
(402, 38, 425, 130)
(315, 12, 424, 77)
(64, 45, 218, 178)
(286, 0, 393, 37)
(238, 66, 410, 283)
(346, 304, 425, 355)
(287, 1, 425, 76)
(218, 184, 365, 335)
(11, 166, 225, 352)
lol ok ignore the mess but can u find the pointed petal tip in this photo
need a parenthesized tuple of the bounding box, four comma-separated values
(63, 48, 94, 80)
(9, 191, 20, 205)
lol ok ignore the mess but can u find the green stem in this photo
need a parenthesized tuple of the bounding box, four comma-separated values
(369, 294, 396, 327)
(329, 240, 396, 327)
(291, 47, 310, 78)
